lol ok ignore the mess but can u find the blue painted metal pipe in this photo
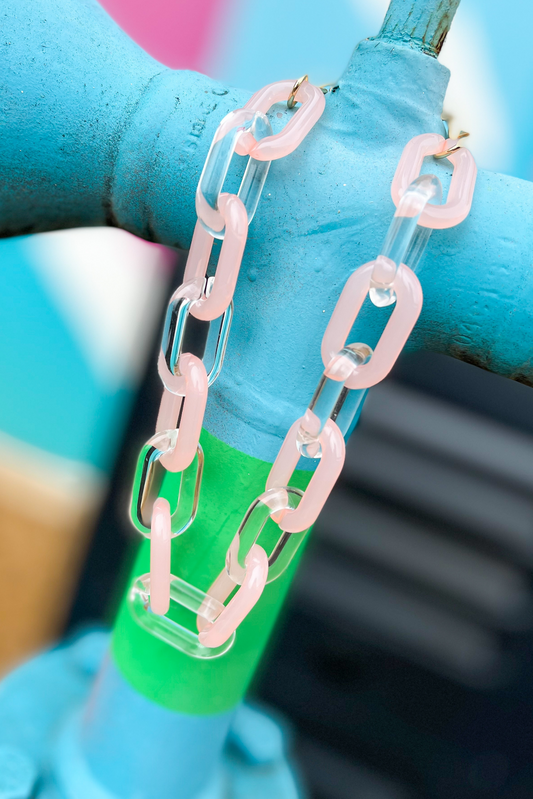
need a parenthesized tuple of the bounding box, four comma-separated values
(0, 631, 297, 799)
(2, 0, 533, 795)
(3, 0, 533, 400)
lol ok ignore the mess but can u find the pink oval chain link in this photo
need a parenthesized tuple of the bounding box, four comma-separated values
(149, 497, 172, 616)
(266, 419, 345, 533)
(391, 133, 477, 229)
(235, 79, 325, 161)
(184, 193, 248, 321)
(198, 544, 268, 648)
(321, 261, 423, 390)
(156, 353, 208, 472)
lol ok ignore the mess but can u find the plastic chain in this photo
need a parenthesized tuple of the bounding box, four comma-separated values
(370, 173, 442, 307)
(150, 498, 172, 616)
(129, 113, 478, 647)
(158, 278, 233, 396)
(297, 343, 373, 457)
(130, 572, 235, 659)
(193, 132, 477, 646)
(191, 487, 307, 648)
(128, 79, 326, 633)
(190, 130, 475, 646)
(225, 487, 308, 585)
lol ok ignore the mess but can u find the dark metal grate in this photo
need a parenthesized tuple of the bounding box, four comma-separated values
(257, 353, 533, 799)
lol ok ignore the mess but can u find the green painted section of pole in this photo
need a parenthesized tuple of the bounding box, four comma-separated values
(112, 428, 312, 715)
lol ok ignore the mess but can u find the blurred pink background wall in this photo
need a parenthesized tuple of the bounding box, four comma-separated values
(98, 0, 230, 70)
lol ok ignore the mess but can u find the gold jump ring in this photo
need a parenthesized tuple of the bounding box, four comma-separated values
(287, 75, 308, 110)
(434, 130, 470, 160)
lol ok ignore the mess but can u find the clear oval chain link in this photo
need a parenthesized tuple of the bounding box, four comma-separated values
(369, 174, 442, 307)
(296, 343, 373, 458)
(225, 487, 307, 585)
(196, 111, 273, 238)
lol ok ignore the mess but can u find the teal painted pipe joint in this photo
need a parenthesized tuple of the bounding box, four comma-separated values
(0, 631, 299, 799)
(2, 0, 533, 417)
(2, 0, 533, 796)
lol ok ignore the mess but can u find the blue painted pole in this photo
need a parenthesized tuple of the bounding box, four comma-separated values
(378, 0, 462, 55)
(2, 0, 532, 796)
(2, 0, 533, 388)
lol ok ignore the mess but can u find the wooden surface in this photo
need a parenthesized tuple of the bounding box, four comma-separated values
(0, 433, 104, 674)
